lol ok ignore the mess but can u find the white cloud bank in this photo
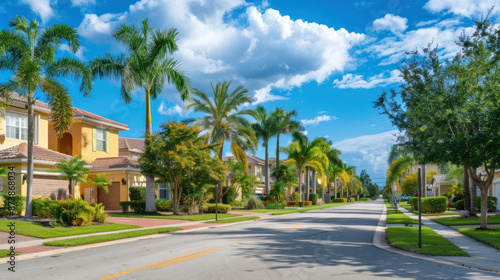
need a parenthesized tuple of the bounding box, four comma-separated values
(301, 115, 337, 126)
(333, 69, 401, 89)
(372, 14, 408, 33)
(425, 0, 500, 18)
(157, 101, 188, 117)
(20, 0, 54, 23)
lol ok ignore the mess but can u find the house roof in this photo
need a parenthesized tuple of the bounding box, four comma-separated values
(430, 174, 452, 185)
(6, 93, 128, 130)
(90, 156, 139, 169)
(0, 143, 73, 162)
(119, 137, 145, 153)
(222, 154, 265, 165)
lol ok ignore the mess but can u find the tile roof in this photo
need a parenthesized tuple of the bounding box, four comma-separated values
(7, 92, 127, 129)
(0, 143, 74, 162)
(119, 138, 145, 152)
(90, 157, 139, 169)
(222, 154, 265, 165)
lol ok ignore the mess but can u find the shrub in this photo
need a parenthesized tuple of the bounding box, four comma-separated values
(360, 198, 371, 202)
(421, 196, 448, 213)
(476, 196, 498, 212)
(245, 195, 265, 209)
(0, 194, 26, 216)
(286, 201, 299, 207)
(129, 187, 146, 201)
(119, 200, 152, 214)
(119, 201, 131, 212)
(32, 197, 61, 218)
(309, 193, 319, 205)
(292, 192, 301, 202)
(222, 186, 237, 205)
(230, 201, 246, 207)
(204, 203, 231, 213)
(409, 197, 418, 210)
(91, 203, 108, 223)
(156, 200, 172, 211)
(59, 198, 95, 226)
(265, 202, 281, 209)
(455, 199, 465, 210)
(332, 198, 347, 203)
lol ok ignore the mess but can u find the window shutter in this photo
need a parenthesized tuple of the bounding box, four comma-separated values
(92, 126, 96, 152)
(105, 130, 110, 154)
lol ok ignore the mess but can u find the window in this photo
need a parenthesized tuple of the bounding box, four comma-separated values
(159, 183, 170, 200)
(96, 128, 106, 151)
(255, 166, 263, 180)
(6, 113, 28, 140)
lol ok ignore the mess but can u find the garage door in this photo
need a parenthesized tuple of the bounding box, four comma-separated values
(100, 182, 121, 210)
(33, 175, 69, 200)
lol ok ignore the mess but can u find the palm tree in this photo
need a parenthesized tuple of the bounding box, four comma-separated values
(0, 16, 92, 217)
(272, 108, 302, 174)
(90, 174, 111, 203)
(53, 156, 89, 198)
(283, 132, 328, 201)
(252, 106, 279, 194)
(185, 81, 258, 202)
(91, 19, 190, 212)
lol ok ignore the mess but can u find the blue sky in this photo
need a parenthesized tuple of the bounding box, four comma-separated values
(1, 0, 498, 186)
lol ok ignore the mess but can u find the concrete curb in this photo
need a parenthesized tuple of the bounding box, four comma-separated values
(371, 203, 500, 274)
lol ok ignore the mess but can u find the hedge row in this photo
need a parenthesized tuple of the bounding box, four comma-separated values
(309, 193, 319, 205)
(409, 196, 448, 213)
(204, 203, 232, 213)
(286, 201, 313, 207)
(332, 198, 348, 203)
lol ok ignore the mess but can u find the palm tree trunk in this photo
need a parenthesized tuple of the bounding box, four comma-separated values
(264, 141, 270, 194)
(68, 178, 72, 197)
(216, 142, 224, 203)
(463, 165, 471, 213)
(25, 96, 35, 218)
(144, 89, 156, 212)
(305, 166, 310, 201)
(334, 175, 337, 199)
(298, 169, 302, 201)
(276, 133, 280, 173)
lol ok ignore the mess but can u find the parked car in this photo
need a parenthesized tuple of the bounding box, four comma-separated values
(255, 193, 266, 201)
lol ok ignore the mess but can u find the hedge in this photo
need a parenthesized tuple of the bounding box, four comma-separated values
(32, 198, 61, 218)
(455, 199, 464, 210)
(410, 196, 448, 213)
(204, 203, 232, 213)
(332, 198, 347, 203)
(309, 193, 319, 205)
(409, 197, 418, 210)
(292, 192, 301, 202)
(129, 187, 146, 201)
(286, 201, 312, 207)
(156, 200, 172, 211)
(119, 200, 147, 213)
(476, 196, 498, 212)
(0, 194, 26, 217)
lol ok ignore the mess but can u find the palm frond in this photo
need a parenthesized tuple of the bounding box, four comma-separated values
(41, 78, 73, 137)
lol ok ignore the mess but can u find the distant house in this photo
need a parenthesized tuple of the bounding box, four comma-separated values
(222, 154, 274, 194)
(428, 174, 452, 197)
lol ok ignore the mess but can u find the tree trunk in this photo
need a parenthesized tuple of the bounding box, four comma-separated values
(468, 167, 495, 229)
(68, 178, 73, 197)
(276, 133, 280, 175)
(144, 89, 157, 212)
(24, 96, 35, 218)
(469, 167, 477, 216)
(312, 170, 316, 194)
(463, 165, 471, 213)
(216, 142, 224, 203)
(334, 175, 337, 199)
(264, 141, 270, 194)
(298, 169, 302, 200)
(96, 187, 100, 203)
(305, 166, 310, 201)
(341, 184, 344, 198)
(479, 188, 488, 229)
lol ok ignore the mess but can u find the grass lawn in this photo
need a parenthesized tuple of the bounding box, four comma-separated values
(0, 250, 19, 258)
(432, 215, 500, 226)
(0, 220, 139, 239)
(386, 226, 468, 256)
(457, 228, 500, 250)
(206, 216, 260, 223)
(109, 213, 241, 221)
(404, 207, 458, 217)
(386, 210, 418, 224)
(43, 227, 182, 247)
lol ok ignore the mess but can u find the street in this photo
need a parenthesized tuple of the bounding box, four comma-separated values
(2, 200, 498, 279)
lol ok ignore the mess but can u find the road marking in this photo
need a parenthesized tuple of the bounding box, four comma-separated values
(286, 224, 302, 230)
(318, 219, 324, 222)
(231, 242, 241, 245)
(97, 248, 221, 280)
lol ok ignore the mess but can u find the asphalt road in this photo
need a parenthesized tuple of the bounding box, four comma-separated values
(2, 200, 498, 279)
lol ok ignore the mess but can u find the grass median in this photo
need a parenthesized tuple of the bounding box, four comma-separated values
(0, 220, 140, 239)
(432, 215, 500, 226)
(109, 213, 241, 221)
(457, 227, 500, 250)
(0, 250, 19, 258)
(206, 216, 260, 223)
(386, 210, 418, 224)
(386, 226, 468, 256)
(43, 227, 182, 247)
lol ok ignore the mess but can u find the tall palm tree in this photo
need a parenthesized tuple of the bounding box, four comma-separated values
(91, 19, 190, 212)
(252, 106, 278, 194)
(0, 16, 92, 217)
(272, 108, 302, 173)
(185, 81, 258, 202)
(283, 132, 328, 201)
(53, 156, 89, 198)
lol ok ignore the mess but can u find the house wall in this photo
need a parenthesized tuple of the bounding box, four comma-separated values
(0, 107, 50, 149)
(81, 170, 146, 203)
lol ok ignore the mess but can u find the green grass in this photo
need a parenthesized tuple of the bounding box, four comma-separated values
(432, 215, 500, 226)
(0, 220, 140, 239)
(386, 226, 468, 256)
(457, 227, 500, 250)
(0, 250, 19, 258)
(271, 203, 352, 215)
(109, 213, 241, 221)
(236, 209, 284, 213)
(206, 216, 260, 223)
(43, 227, 182, 247)
(386, 210, 418, 224)
(404, 207, 458, 216)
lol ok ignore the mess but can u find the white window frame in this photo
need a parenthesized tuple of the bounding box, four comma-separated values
(95, 128, 106, 151)
(5, 112, 28, 141)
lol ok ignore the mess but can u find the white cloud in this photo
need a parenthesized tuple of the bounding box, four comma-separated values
(59, 44, 87, 61)
(416, 19, 438, 27)
(333, 130, 399, 183)
(318, 111, 328, 114)
(71, 0, 95, 6)
(300, 115, 337, 126)
(157, 101, 188, 117)
(78, 0, 365, 103)
(21, 0, 54, 23)
(225, 152, 234, 157)
(424, 0, 500, 18)
(324, 135, 329, 138)
(372, 14, 408, 33)
(333, 69, 401, 89)
(302, 130, 308, 136)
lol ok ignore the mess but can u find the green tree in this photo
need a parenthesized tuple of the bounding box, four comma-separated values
(271, 108, 302, 174)
(139, 122, 226, 214)
(252, 106, 279, 194)
(89, 174, 111, 203)
(0, 16, 92, 217)
(226, 158, 257, 200)
(91, 19, 190, 213)
(185, 81, 258, 202)
(311, 137, 343, 200)
(53, 156, 89, 198)
(400, 173, 418, 195)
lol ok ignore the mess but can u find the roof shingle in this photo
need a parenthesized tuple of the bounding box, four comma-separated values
(91, 157, 139, 169)
(119, 138, 145, 152)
